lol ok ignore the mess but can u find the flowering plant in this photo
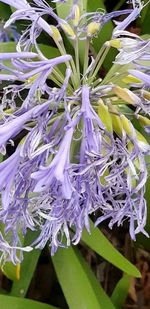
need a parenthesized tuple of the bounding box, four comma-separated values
(0, 0, 150, 308)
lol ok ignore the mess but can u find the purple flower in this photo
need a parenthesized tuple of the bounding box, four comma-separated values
(0, 101, 50, 151)
(32, 127, 74, 199)
(0, 147, 20, 210)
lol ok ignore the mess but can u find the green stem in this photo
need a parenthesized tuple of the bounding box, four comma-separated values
(113, 0, 125, 10)
(89, 46, 110, 84)
(74, 37, 80, 85)
(52, 68, 73, 92)
(88, 44, 108, 79)
(83, 39, 90, 83)
(56, 41, 77, 89)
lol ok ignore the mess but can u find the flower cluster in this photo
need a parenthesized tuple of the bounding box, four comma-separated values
(0, 0, 149, 264)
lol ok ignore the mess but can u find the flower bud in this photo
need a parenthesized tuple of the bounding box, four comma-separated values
(60, 21, 76, 39)
(137, 115, 150, 127)
(73, 5, 80, 27)
(87, 22, 100, 37)
(50, 25, 62, 42)
(137, 115, 150, 134)
(136, 131, 149, 152)
(122, 74, 142, 84)
(109, 104, 123, 136)
(142, 90, 150, 101)
(98, 99, 113, 132)
(112, 86, 137, 104)
(121, 114, 132, 136)
(109, 39, 121, 48)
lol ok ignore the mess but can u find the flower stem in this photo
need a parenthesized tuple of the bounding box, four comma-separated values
(83, 39, 90, 83)
(74, 37, 80, 85)
(89, 45, 110, 84)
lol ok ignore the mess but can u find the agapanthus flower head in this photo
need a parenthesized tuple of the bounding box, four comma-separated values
(0, 0, 149, 263)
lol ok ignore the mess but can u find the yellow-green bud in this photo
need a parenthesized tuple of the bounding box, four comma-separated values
(50, 25, 62, 42)
(98, 99, 113, 132)
(112, 86, 136, 105)
(108, 104, 123, 136)
(87, 22, 100, 37)
(136, 130, 149, 152)
(137, 115, 150, 127)
(121, 115, 133, 136)
(73, 5, 80, 27)
(142, 90, 150, 101)
(60, 21, 76, 39)
(122, 74, 142, 84)
(109, 39, 121, 48)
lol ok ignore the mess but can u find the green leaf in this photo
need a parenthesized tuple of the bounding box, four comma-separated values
(2, 263, 20, 282)
(0, 222, 20, 282)
(0, 42, 65, 76)
(136, 176, 150, 250)
(52, 245, 103, 309)
(0, 3, 12, 19)
(75, 247, 116, 309)
(0, 42, 17, 71)
(0, 42, 60, 59)
(10, 231, 41, 298)
(0, 42, 16, 53)
(113, 0, 126, 11)
(0, 295, 59, 309)
(111, 275, 131, 309)
(81, 220, 141, 278)
(38, 44, 60, 59)
(140, 1, 150, 34)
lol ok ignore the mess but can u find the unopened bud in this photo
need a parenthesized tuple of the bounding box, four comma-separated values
(98, 99, 113, 132)
(109, 104, 123, 136)
(73, 5, 80, 27)
(50, 25, 62, 42)
(60, 21, 76, 39)
(138, 115, 150, 127)
(122, 74, 142, 84)
(136, 130, 149, 152)
(109, 39, 121, 48)
(121, 115, 133, 136)
(142, 90, 150, 101)
(112, 86, 137, 105)
(87, 22, 100, 37)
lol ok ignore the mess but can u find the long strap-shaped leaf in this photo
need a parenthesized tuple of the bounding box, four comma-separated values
(52, 245, 103, 309)
(81, 220, 141, 278)
(75, 247, 116, 309)
(111, 275, 131, 309)
(10, 231, 41, 298)
(0, 295, 59, 309)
